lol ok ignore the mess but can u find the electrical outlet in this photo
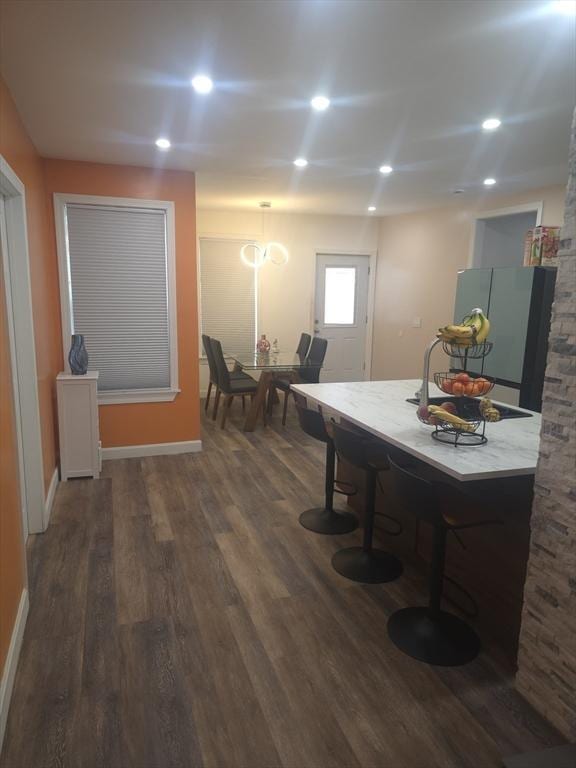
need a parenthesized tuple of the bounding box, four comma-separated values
(412, 316, 422, 328)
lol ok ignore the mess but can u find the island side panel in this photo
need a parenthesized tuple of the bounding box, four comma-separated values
(337, 418, 534, 669)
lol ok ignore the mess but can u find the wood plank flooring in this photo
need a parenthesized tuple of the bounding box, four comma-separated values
(1, 400, 565, 768)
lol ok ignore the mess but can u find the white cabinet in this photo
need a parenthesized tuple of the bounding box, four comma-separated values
(57, 371, 100, 481)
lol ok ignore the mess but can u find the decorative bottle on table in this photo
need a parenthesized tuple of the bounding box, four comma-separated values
(68, 334, 89, 375)
(257, 334, 271, 354)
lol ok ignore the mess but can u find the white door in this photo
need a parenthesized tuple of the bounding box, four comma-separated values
(314, 254, 370, 382)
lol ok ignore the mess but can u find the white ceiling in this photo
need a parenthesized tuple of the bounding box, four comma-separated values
(1, 0, 574, 215)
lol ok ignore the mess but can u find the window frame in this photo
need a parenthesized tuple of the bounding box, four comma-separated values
(54, 193, 179, 405)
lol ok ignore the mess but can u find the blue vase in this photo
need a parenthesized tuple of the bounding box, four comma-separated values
(69, 334, 88, 375)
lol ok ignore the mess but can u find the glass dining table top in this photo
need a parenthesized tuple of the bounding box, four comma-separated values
(225, 349, 318, 371)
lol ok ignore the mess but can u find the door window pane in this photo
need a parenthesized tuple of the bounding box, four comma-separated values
(324, 267, 356, 325)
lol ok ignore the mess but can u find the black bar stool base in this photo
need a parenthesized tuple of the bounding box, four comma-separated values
(331, 547, 403, 584)
(299, 507, 358, 535)
(387, 606, 480, 666)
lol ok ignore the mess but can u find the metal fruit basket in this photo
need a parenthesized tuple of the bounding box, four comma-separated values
(433, 372, 494, 398)
(431, 418, 487, 446)
(442, 340, 493, 360)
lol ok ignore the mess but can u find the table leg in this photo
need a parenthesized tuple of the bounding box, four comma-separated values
(244, 371, 272, 431)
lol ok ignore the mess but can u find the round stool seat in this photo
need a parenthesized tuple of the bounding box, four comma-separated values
(387, 606, 480, 666)
(299, 507, 358, 535)
(331, 546, 403, 584)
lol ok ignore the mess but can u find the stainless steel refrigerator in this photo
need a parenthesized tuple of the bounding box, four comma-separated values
(452, 266, 557, 412)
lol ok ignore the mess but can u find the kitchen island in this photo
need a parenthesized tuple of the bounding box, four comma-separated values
(291, 379, 541, 667)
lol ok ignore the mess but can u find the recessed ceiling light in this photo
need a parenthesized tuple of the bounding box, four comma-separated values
(155, 138, 171, 150)
(482, 117, 501, 131)
(483, 177, 497, 186)
(191, 75, 213, 94)
(368, 206, 376, 212)
(551, 1, 576, 15)
(379, 165, 393, 175)
(294, 158, 308, 168)
(311, 95, 330, 111)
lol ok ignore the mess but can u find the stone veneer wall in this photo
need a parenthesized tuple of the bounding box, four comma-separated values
(515, 108, 576, 740)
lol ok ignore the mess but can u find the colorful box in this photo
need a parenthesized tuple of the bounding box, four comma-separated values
(528, 225, 561, 267)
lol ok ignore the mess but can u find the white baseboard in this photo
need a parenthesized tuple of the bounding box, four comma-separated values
(43, 467, 59, 527)
(0, 589, 29, 751)
(101, 439, 203, 460)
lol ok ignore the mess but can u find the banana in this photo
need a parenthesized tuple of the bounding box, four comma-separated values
(475, 313, 490, 343)
(462, 311, 483, 335)
(440, 324, 475, 338)
(428, 406, 477, 431)
(437, 308, 490, 346)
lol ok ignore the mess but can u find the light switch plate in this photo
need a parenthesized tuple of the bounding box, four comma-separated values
(412, 316, 422, 328)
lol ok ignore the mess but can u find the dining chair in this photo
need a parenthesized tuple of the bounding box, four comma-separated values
(202, 334, 219, 413)
(296, 332, 312, 358)
(210, 338, 262, 429)
(203, 334, 254, 420)
(268, 332, 312, 416)
(274, 336, 328, 426)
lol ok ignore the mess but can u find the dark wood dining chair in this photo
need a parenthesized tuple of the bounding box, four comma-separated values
(274, 336, 328, 425)
(296, 332, 312, 358)
(268, 332, 311, 414)
(210, 338, 262, 429)
(203, 334, 254, 420)
(202, 334, 219, 414)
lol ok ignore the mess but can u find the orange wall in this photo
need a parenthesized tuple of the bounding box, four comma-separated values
(0, 275, 25, 671)
(43, 160, 200, 448)
(0, 78, 62, 493)
(0, 77, 61, 671)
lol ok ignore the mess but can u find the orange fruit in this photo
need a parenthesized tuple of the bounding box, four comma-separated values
(453, 382, 464, 396)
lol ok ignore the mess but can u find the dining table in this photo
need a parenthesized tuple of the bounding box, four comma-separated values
(225, 349, 320, 431)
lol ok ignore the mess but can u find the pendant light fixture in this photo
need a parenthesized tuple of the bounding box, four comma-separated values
(240, 202, 289, 268)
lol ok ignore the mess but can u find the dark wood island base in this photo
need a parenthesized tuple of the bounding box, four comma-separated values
(337, 426, 534, 670)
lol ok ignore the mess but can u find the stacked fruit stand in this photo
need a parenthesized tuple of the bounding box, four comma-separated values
(417, 308, 502, 446)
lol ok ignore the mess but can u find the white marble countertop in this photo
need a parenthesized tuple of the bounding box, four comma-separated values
(291, 379, 541, 482)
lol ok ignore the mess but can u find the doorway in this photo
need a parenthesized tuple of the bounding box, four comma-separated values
(314, 253, 370, 382)
(471, 203, 542, 268)
(0, 156, 46, 536)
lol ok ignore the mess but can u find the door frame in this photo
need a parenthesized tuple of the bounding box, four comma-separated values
(468, 202, 543, 268)
(313, 249, 377, 380)
(0, 155, 46, 537)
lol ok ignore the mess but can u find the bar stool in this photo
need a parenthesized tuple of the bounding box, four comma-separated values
(294, 402, 358, 534)
(330, 424, 403, 584)
(387, 457, 502, 666)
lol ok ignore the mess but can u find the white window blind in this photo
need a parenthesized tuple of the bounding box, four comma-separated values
(65, 203, 172, 393)
(199, 238, 257, 351)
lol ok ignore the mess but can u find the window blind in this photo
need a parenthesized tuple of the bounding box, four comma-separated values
(65, 203, 171, 392)
(199, 238, 256, 352)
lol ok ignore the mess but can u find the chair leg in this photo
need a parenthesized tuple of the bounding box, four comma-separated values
(212, 388, 221, 421)
(428, 526, 448, 620)
(220, 395, 233, 429)
(205, 381, 212, 412)
(282, 390, 290, 426)
(267, 384, 276, 415)
(242, 395, 246, 412)
(362, 468, 377, 553)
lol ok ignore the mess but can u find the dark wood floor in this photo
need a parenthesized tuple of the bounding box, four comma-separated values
(1, 399, 565, 768)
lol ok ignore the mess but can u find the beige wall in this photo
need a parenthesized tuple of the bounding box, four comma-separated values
(197, 209, 380, 390)
(371, 184, 566, 381)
